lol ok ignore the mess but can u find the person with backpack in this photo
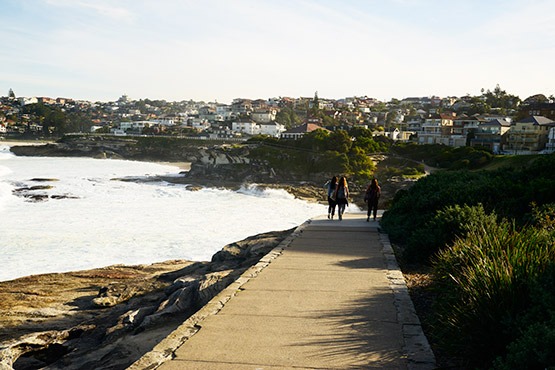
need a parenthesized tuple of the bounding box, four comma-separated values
(323, 176, 338, 220)
(334, 176, 349, 221)
(365, 178, 381, 222)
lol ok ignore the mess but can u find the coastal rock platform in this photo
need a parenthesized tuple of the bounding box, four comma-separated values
(0, 230, 293, 370)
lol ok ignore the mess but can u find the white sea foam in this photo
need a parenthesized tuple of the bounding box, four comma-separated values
(0, 145, 334, 281)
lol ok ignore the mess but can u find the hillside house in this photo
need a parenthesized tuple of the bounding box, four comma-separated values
(232, 118, 259, 135)
(281, 118, 328, 140)
(505, 116, 555, 154)
(419, 113, 455, 145)
(251, 109, 277, 124)
(545, 126, 555, 153)
(470, 119, 511, 153)
(259, 121, 286, 137)
(518, 103, 555, 121)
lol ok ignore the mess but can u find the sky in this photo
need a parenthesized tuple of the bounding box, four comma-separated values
(1, 0, 554, 103)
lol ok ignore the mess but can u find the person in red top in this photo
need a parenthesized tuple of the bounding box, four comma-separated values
(365, 178, 381, 222)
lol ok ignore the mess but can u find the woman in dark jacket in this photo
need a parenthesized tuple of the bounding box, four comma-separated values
(334, 176, 349, 221)
(323, 176, 337, 220)
(365, 178, 381, 222)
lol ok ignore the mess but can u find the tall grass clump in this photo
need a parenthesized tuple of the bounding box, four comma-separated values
(432, 221, 555, 367)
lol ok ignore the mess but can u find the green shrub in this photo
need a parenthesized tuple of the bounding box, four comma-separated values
(382, 154, 555, 255)
(432, 222, 555, 366)
(392, 142, 493, 169)
(492, 269, 555, 370)
(405, 204, 497, 263)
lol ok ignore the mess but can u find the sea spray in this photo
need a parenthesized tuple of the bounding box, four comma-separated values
(0, 149, 328, 281)
(0, 145, 14, 209)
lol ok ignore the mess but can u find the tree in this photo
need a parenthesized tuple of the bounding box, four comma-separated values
(349, 126, 373, 139)
(299, 129, 328, 151)
(386, 111, 398, 126)
(326, 129, 352, 153)
(311, 91, 320, 115)
(8, 88, 15, 98)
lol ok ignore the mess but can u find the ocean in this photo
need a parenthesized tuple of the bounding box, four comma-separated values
(0, 144, 353, 282)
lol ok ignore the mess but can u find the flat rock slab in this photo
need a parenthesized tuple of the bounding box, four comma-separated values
(159, 213, 408, 369)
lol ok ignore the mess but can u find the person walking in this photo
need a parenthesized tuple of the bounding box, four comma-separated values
(323, 176, 338, 220)
(365, 178, 381, 222)
(334, 176, 349, 221)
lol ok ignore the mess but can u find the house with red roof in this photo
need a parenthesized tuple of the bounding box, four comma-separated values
(280, 118, 330, 140)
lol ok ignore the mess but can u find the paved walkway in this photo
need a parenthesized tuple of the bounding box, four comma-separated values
(154, 212, 434, 370)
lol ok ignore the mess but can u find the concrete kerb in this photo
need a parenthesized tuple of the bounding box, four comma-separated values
(127, 221, 310, 370)
(379, 232, 437, 370)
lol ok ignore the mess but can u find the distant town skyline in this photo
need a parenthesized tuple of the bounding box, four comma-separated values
(2, 0, 555, 103)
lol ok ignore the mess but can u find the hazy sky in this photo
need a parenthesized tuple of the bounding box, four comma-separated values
(1, 0, 554, 103)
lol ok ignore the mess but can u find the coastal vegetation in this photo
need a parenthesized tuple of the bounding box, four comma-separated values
(249, 127, 391, 182)
(381, 153, 555, 368)
(391, 142, 494, 170)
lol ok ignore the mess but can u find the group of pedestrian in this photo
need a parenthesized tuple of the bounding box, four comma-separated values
(323, 176, 349, 221)
(323, 176, 381, 222)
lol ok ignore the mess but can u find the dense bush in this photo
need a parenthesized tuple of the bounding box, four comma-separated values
(381, 153, 555, 252)
(432, 222, 555, 367)
(392, 142, 493, 169)
(405, 204, 497, 263)
(381, 153, 555, 368)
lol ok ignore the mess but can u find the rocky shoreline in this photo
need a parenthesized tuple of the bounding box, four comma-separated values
(2, 140, 422, 369)
(0, 229, 294, 370)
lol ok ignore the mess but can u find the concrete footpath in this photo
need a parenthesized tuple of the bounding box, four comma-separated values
(142, 213, 436, 370)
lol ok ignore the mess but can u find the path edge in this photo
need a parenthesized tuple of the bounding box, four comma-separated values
(379, 231, 437, 370)
(127, 222, 310, 370)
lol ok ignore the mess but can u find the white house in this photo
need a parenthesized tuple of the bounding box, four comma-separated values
(190, 118, 210, 131)
(215, 104, 234, 120)
(259, 121, 286, 137)
(0, 123, 7, 134)
(151, 119, 175, 126)
(19, 97, 38, 106)
(120, 121, 146, 132)
(232, 118, 260, 135)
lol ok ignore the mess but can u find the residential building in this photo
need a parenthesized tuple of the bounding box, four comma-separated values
(232, 118, 260, 135)
(430, 96, 442, 106)
(404, 114, 426, 136)
(470, 119, 511, 153)
(400, 97, 421, 106)
(19, 97, 38, 106)
(0, 123, 6, 134)
(281, 118, 328, 140)
(451, 100, 472, 111)
(259, 121, 286, 137)
(251, 109, 277, 124)
(208, 126, 235, 139)
(505, 116, 555, 154)
(119, 121, 146, 134)
(419, 113, 455, 145)
(37, 97, 55, 104)
(190, 118, 210, 131)
(231, 99, 253, 115)
(518, 103, 555, 121)
(545, 126, 555, 153)
(215, 104, 234, 120)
